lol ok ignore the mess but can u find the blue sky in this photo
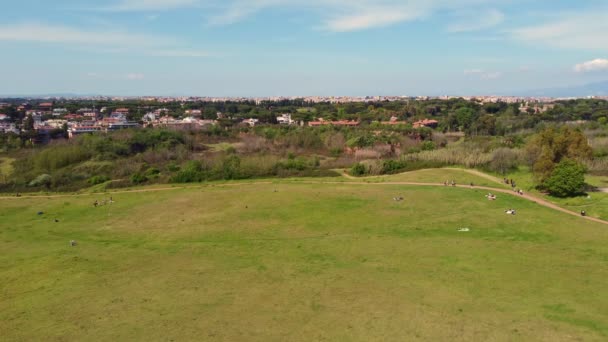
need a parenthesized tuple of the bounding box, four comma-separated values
(0, 0, 607, 96)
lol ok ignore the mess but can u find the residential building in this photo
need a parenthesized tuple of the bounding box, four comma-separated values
(53, 108, 68, 116)
(277, 113, 295, 125)
(413, 119, 439, 129)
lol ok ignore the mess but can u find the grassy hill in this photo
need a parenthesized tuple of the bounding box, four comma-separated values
(2, 176, 608, 341)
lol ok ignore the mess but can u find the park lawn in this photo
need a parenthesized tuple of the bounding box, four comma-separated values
(372, 168, 508, 189)
(489, 167, 608, 220)
(586, 174, 608, 188)
(1, 182, 608, 341)
(547, 193, 608, 221)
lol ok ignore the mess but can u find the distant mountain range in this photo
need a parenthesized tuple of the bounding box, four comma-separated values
(521, 80, 608, 98)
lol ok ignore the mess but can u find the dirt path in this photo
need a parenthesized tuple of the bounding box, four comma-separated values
(443, 167, 506, 185)
(1, 172, 606, 225)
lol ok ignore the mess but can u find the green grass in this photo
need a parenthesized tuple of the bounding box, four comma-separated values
(206, 142, 237, 152)
(2, 180, 608, 341)
(0, 156, 15, 180)
(486, 166, 608, 220)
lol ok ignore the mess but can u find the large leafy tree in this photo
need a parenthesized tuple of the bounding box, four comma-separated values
(544, 159, 586, 197)
(526, 127, 592, 185)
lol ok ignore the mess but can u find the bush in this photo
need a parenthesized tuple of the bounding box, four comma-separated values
(489, 148, 519, 175)
(421, 141, 435, 151)
(130, 173, 148, 185)
(145, 167, 161, 177)
(167, 162, 180, 172)
(350, 163, 368, 176)
(544, 159, 586, 197)
(29, 174, 52, 187)
(171, 160, 204, 183)
(88, 175, 110, 185)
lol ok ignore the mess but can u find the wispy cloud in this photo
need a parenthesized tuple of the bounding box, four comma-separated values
(0, 22, 210, 57)
(574, 59, 608, 73)
(101, 0, 200, 12)
(89, 0, 510, 33)
(126, 73, 145, 80)
(322, 7, 424, 32)
(508, 10, 608, 51)
(447, 9, 504, 33)
(464, 69, 503, 80)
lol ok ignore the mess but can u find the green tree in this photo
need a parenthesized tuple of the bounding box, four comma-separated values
(526, 127, 592, 184)
(544, 159, 586, 197)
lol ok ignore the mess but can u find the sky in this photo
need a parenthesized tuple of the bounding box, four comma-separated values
(0, 0, 607, 96)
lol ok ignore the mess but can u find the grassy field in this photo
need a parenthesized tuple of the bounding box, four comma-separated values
(2, 178, 608, 341)
(487, 167, 608, 221)
(0, 157, 15, 182)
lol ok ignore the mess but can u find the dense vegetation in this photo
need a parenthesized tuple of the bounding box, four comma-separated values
(1, 98, 607, 196)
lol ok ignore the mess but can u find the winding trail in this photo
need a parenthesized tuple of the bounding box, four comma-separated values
(1, 170, 606, 225)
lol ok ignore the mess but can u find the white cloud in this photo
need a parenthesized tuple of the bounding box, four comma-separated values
(203, 0, 505, 32)
(103, 0, 199, 11)
(0, 23, 162, 47)
(323, 7, 423, 32)
(481, 71, 502, 80)
(464, 69, 484, 75)
(0, 23, 210, 57)
(126, 73, 145, 80)
(509, 10, 608, 51)
(574, 59, 608, 73)
(447, 9, 504, 33)
(87, 0, 511, 33)
(464, 69, 502, 80)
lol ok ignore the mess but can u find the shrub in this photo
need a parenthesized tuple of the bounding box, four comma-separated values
(130, 173, 148, 185)
(145, 167, 161, 177)
(421, 141, 436, 151)
(382, 160, 408, 174)
(489, 148, 519, 175)
(171, 160, 205, 183)
(544, 159, 586, 197)
(88, 175, 110, 185)
(350, 163, 368, 176)
(29, 174, 52, 187)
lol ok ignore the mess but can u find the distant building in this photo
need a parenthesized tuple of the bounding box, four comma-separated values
(185, 109, 202, 117)
(38, 102, 53, 111)
(107, 122, 140, 131)
(52, 108, 68, 116)
(68, 126, 104, 139)
(243, 118, 259, 127)
(114, 108, 130, 114)
(0, 122, 19, 134)
(277, 113, 295, 125)
(412, 119, 439, 129)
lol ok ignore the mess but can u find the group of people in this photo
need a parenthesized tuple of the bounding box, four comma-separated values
(444, 180, 457, 187)
(504, 178, 517, 188)
(93, 197, 114, 207)
(485, 193, 497, 201)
